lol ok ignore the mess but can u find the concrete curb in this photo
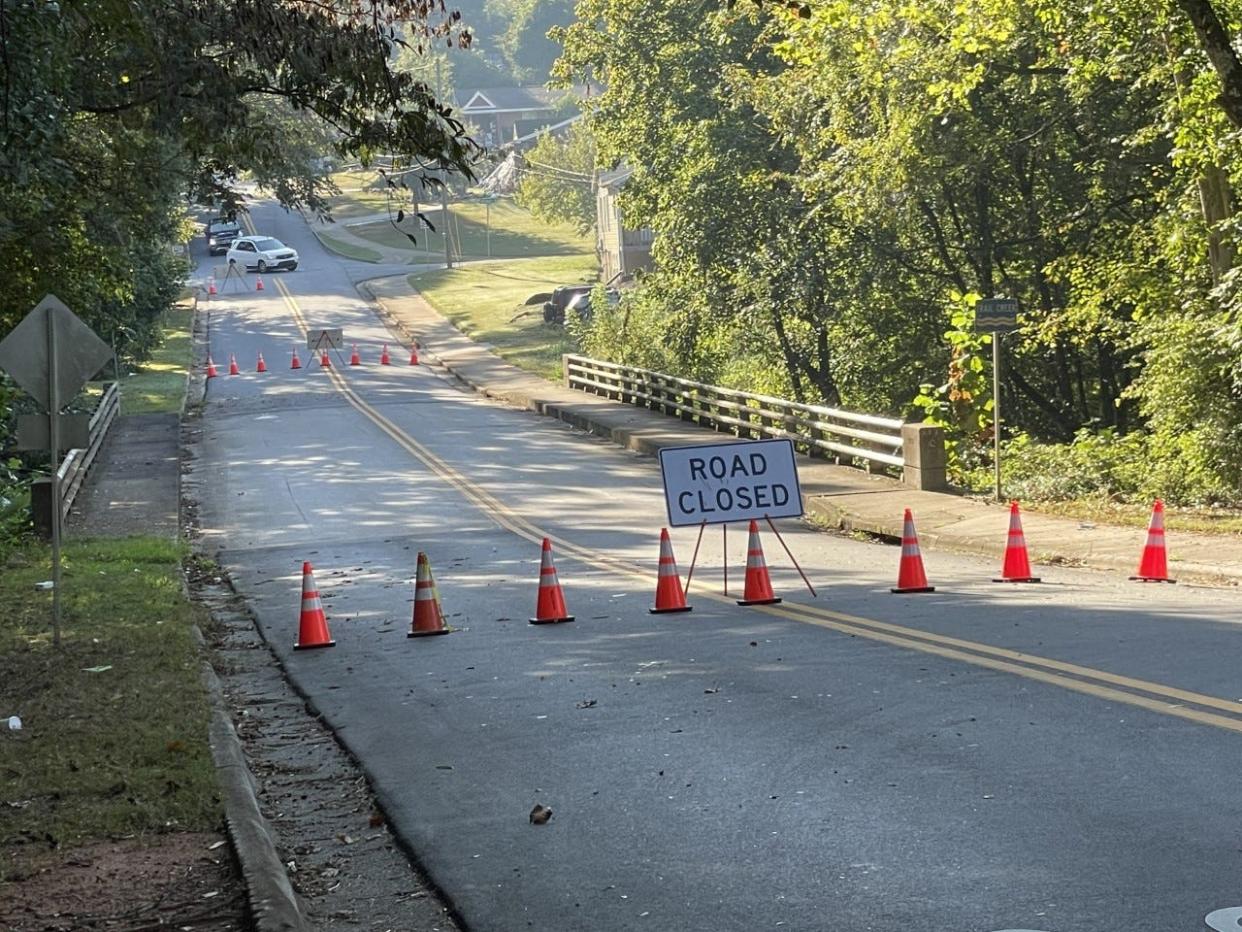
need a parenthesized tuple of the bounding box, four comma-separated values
(183, 300, 307, 931)
(200, 656, 309, 932)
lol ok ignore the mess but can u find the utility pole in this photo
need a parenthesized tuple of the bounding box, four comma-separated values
(440, 172, 452, 269)
(435, 57, 453, 269)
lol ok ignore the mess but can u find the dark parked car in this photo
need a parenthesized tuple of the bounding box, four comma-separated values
(206, 217, 241, 255)
(542, 285, 594, 325)
(542, 285, 620, 325)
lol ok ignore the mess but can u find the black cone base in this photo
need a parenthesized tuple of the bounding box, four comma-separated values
(530, 615, 575, 625)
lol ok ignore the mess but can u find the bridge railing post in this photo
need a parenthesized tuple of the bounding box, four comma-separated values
(901, 423, 948, 491)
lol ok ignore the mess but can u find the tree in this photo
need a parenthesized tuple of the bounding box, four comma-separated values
(515, 121, 596, 233)
(0, 1, 489, 538)
(491, 0, 576, 83)
(557, 0, 1242, 501)
(0, 0, 480, 345)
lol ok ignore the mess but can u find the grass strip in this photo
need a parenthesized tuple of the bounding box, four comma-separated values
(1022, 498, 1242, 535)
(120, 305, 193, 414)
(409, 255, 599, 381)
(351, 199, 592, 261)
(0, 538, 218, 879)
(314, 229, 386, 263)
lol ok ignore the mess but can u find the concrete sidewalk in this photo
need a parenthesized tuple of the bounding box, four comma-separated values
(66, 413, 180, 539)
(364, 275, 1242, 586)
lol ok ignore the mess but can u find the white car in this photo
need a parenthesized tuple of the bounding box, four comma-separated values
(225, 235, 299, 273)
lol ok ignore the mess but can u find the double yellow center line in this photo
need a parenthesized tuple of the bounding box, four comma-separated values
(248, 239, 1242, 737)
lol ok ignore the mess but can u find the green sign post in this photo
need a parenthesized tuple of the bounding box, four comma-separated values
(976, 298, 1019, 502)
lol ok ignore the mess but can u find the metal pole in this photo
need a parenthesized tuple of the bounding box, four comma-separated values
(48, 310, 62, 647)
(683, 520, 707, 593)
(765, 516, 817, 597)
(722, 523, 727, 596)
(434, 57, 452, 270)
(486, 200, 491, 258)
(993, 330, 1002, 502)
(441, 178, 452, 269)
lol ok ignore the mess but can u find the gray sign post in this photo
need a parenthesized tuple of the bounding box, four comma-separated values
(975, 298, 1019, 501)
(0, 295, 113, 645)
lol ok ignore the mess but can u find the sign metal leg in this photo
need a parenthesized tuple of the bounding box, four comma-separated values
(765, 515, 816, 597)
(683, 519, 706, 594)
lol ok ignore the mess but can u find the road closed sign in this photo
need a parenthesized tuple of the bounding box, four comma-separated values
(658, 439, 803, 527)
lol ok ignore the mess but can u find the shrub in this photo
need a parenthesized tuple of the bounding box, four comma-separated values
(969, 428, 1242, 508)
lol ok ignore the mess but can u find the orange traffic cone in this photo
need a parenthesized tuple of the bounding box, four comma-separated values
(530, 538, 574, 624)
(380, 343, 392, 365)
(207, 278, 217, 297)
(228, 353, 240, 376)
(205, 356, 218, 378)
(409, 344, 420, 366)
(291, 348, 302, 369)
(294, 562, 335, 650)
(349, 344, 361, 366)
(994, 501, 1040, 583)
(650, 528, 692, 614)
(408, 552, 451, 637)
(892, 509, 935, 593)
(320, 349, 331, 368)
(1131, 499, 1175, 583)
(255, 275, 265, 292)
(737, 519, 781, 606)
(256, 352, 267, 373)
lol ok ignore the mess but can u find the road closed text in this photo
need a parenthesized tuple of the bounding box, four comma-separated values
(659, 439, 804, 527)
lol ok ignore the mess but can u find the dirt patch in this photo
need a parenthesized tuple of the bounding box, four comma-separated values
(0, 831, 246, 931)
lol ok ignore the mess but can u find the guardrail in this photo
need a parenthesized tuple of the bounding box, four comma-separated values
(562, 355, 947, 490)
(31, 382, 121, 536)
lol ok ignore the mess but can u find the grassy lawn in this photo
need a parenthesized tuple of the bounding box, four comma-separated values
(352, 199, 591, 261)
(315, 230, 385, 263)
(0, 538, 219, 878)
(120, 305, 193, 414)
(324, 168, 396, 220)
(410, 254, 599, 380)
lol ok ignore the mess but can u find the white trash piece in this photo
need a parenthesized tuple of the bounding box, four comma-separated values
(7, 715, 22, 731)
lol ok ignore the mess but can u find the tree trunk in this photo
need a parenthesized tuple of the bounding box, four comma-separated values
(769, 305, 806, 403)
(1176, 0, 1242, 129)
(810, 324, 841, 406)
(1007, 363, 1077, 440)
(1198, 163, 1236, 281)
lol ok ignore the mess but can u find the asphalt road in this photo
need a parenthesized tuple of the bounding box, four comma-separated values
(191, 202, 1242, 932)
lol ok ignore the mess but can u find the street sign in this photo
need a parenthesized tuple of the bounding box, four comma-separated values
(973, 297, 1021, 500)
(16, 413, 90, 451)
(976, 298, 1019, 333)
(0, 294, 112, 410)
(0, 293, 112, 648)
(658, 439, 803, 528)
(307, 329, 343, 350)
